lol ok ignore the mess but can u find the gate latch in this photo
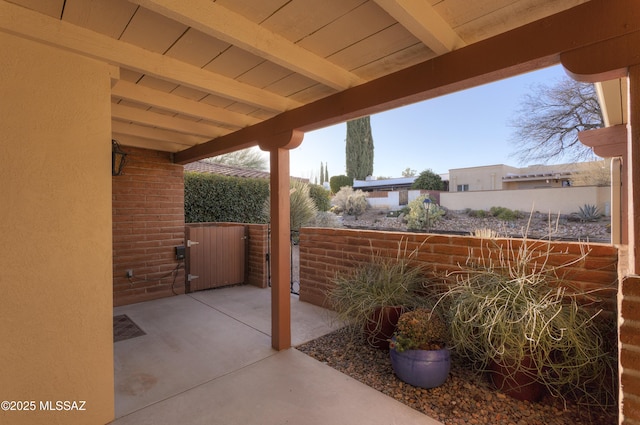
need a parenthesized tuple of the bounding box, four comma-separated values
(187, 274, 199, 282)
(187, 240, 199, 247)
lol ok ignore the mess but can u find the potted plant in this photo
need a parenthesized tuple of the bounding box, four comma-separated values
(389, 308, 450, 389)
(441, 237, 615, 403)
(327, 241, 429, 349)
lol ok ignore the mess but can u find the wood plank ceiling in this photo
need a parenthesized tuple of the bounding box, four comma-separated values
(2, 0, 593, 161)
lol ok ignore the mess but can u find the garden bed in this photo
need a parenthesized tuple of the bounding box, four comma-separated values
(297, 327, 617, 425)
(340, 209, 611, 242)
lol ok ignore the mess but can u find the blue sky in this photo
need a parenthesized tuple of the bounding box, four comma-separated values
(289, 64, 569, 181)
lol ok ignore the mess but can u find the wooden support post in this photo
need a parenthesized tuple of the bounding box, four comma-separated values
(628, 65, 640, 274)
(260, 130, 304, 350)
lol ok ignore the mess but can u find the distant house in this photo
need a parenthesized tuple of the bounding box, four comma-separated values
(442, 160, 611, 215)
(353, 176, 416, 192)
(448, 160, 609, 192)
(353, 176, 441, 209)
(352, 161, 610, 214)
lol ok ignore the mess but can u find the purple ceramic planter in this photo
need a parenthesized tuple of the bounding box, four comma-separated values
(390, 347, 451, 389)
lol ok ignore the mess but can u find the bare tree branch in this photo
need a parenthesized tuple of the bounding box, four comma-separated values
(204, 147, 269, 170)
(508, 77, 604, 164)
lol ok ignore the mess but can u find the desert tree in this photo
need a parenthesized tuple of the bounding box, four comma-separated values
(346, 116, 374, 180)
(402, 167, 417, 177)
(204, 147, 268, 170)
(412, 169, 444, 191)
(509, 77, 604, 164)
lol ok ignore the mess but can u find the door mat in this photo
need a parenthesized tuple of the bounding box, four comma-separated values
(113, 314, 146, 342)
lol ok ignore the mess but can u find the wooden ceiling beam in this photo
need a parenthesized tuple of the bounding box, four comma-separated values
(112, 132, 191, 153)
(111, 120, 208, 147)
(373, 0, 466, 54)
(174, 0, 640, 164)
(0, 0, 299, 112)
(112, 104, 229, 138)
(561, 30, 640, 82)
(130, 0, 365, 90)
(112, 80, 259, 129)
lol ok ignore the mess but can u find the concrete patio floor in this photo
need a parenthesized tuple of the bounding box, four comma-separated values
(111, 285, 442, 425)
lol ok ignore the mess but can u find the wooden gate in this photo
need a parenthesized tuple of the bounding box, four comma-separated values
(185, 224, 247, 292)
(399, 190, 409, 205)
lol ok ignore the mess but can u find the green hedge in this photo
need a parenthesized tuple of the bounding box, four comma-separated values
(184, 172, 269, 224)
(308, 184, 331, 211)
(330, 175, 353, 194)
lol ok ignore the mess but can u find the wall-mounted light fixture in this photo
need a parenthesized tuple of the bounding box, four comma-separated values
(112, 139, 127, 176)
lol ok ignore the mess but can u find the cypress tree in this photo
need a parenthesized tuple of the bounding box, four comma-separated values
(345, 116, 374, 180)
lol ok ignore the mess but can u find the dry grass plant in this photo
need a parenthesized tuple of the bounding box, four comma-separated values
(438, 231, 616, 409)
(327, 239, 433, 347)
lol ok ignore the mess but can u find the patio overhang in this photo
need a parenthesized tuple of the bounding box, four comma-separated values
(6, 1, 640, 422)
(172, 0, 640, 164)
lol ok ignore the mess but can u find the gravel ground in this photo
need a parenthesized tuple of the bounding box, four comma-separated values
(297, 327, 617, 425)
(341, 209, 611, 242)
(294, 210, 616, 424)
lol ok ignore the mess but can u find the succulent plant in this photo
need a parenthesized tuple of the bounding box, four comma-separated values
(392, 308, 448, 352)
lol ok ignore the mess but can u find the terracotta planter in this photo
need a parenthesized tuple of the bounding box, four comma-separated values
(489, 356, 546, 402)
(364, 306, 405, 350)
(390, 346, 450, 389)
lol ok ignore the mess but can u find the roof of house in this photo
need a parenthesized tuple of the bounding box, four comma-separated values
(184, 160, 309, 182)
(184, 160, 271, 179)
(353, 177, 416, 191)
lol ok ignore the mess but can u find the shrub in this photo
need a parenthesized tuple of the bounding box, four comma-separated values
(289, 180, 318, 231)
(263, 179, 318, 231)
(406, 195, 445, 230)
(306, 211, 342, 228)
(329, 175, 353, 194)
(399, 205, 411, 216)
(467, 209, 487, 218)
(308, 183, 331, 211)
(412, 169, 444, 191)
(489, 206, 519, 221)
(333, 186, 368, 218)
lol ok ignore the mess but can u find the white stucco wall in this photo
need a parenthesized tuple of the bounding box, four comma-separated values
(366, 190, 424, 210)
(441, 186, 611, 216)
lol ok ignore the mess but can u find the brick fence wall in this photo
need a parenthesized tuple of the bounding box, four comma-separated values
(113, 147, 185, 306)
(112, 144, 269, 306)
(298, 227, 619, 313)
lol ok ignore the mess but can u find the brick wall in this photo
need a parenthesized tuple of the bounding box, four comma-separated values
(246, 223, 269, 288)
(186, 222, 269, 288)
(113, 147, 185, 306)
(298, 227, 618, 312)
(621, 270, 640, 423)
